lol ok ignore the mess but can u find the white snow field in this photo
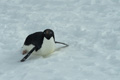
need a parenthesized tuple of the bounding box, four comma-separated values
(0, 0, 120, 80)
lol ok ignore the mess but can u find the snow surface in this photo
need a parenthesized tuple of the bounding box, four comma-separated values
(0, 0, 120, 80)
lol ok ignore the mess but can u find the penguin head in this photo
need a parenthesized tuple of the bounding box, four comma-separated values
(43, 29, 54, 40)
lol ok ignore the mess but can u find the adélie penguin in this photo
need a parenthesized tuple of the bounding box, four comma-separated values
(21, 29, 68, 62)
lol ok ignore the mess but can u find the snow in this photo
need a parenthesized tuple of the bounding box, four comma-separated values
(0, 0, 120, 80)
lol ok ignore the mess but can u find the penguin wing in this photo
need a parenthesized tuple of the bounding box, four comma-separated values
(24, 32, 44, 51)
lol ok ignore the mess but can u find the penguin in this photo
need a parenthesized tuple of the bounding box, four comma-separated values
(21, 29, 68, 62)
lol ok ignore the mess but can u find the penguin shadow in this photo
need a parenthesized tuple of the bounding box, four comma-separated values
(28, 54, 42, 61)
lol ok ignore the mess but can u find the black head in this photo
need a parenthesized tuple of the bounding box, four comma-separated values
(43, 29, 55, 40)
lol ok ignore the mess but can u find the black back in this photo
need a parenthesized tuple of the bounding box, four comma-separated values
(24, 32, 44, 51)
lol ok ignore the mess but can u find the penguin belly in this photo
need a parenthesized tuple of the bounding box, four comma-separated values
(38, 37, 56, 57)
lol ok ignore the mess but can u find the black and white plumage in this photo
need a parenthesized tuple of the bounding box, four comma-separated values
(21, 29, 68, 62)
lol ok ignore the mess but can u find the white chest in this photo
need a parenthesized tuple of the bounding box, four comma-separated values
(37, 37, 56, 56)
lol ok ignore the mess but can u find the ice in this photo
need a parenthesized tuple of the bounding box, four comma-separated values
(0, 0, 120, 80)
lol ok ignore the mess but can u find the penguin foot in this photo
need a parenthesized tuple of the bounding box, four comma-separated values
(22, 50, 28, 55)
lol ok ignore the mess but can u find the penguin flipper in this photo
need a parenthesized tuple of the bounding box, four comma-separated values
(21, 47, 36, 62)
(55, 41, 69, 46)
